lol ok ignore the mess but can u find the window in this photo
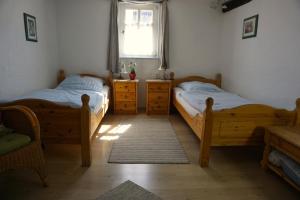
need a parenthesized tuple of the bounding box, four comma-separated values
(118, 3, 160, 58)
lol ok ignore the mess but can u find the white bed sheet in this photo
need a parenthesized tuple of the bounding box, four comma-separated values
(1, 86, 110, 114)
(174, 87, 253, 117)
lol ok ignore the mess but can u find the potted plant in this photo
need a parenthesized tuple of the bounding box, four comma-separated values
(129, 63, 136, 80)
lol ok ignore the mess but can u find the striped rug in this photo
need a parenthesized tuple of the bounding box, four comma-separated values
(108, 117, 189, 164)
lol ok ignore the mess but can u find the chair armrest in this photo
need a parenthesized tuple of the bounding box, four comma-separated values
(0, 106, 41, 142)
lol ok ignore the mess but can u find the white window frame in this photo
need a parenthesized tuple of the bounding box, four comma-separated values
(118, 2, 160, 59)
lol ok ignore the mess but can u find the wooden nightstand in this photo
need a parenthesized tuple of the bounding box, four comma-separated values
(146, 80, 171, 115)
(113, 79, 139, 114)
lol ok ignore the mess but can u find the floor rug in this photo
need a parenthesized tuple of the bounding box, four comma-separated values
(108, 117, 189, 164)
(95, 180, 162, 200)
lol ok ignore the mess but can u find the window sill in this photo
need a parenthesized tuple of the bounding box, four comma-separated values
(120, 56, 159, 60)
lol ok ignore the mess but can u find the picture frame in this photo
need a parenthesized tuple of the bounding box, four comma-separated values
(242, 14, 259, 39)
(23, 13, 38, 42)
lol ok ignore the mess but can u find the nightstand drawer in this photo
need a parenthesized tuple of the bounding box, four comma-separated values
(148, 104, 168, 112)
(148, 93, 169, 102)
(115, 101, 136, 111)
(115, 92, 136, 101)
(115, 82, 136, 92)
(148, 83, 170, 92)
(148, 100, 168, 107)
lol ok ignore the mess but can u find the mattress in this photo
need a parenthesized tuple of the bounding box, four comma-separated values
(1, 86, 109, 113)
(174, 87, 253, 116)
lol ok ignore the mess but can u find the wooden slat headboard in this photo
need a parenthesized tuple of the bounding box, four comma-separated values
(172, 73, 222, 88)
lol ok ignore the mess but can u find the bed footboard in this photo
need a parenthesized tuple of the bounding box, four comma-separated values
(199, 101, 297, 167)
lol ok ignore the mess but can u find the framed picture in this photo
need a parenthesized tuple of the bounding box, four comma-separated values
(23, 13, 38, 42)
(242, 14, 259, 39)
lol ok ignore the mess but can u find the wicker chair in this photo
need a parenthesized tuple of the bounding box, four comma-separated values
(0, 105, 47, 187)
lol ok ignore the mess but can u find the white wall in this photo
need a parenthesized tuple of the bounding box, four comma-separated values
(0, 0, 59, 99)
(220, 0, 300, 109)
(56, 0, 222, 107)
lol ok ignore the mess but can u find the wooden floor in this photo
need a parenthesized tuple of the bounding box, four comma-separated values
(0, 113, 299, 200)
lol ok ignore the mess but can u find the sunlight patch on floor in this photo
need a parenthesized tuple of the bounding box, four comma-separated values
(98, 125, 112, 134)
(108, 124, 132, 134)
(99, 135, 120, 141)
(97, 124, 132, 141)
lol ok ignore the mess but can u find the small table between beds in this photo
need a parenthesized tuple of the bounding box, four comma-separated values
(261, 125, 300, 191)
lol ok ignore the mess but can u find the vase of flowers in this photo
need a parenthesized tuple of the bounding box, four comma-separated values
(128, 62, 136, 80)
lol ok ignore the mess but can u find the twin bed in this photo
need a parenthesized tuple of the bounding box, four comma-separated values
(172, 74, 298, 167)
(0, 70, 111, 167)
(1, 70, 298, 169)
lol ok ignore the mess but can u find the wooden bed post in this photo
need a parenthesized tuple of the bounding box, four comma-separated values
(216, 73, 222, 88)
(199, 97, 214, 167)
(108, 71, 113, 111)
(295, 98, 300, 126)
(57, 70, 66, 84)
(81, 94, 91, 167)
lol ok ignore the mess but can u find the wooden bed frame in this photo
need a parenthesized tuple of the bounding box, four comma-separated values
(0, 70, 112, 167)
(172, 74, 298, 167)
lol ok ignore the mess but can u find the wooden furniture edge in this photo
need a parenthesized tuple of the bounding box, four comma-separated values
(295, 98, 300, 125)
(268, 163, 300, 191)
(261, 125, 300, 192)
(80, 95, 91, 167)
(199, 98, 214, 167)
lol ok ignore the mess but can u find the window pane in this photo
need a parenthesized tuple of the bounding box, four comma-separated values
(123, 25, 154, 56)
(140, 10, 153, 26)
(119, 4, 159, 58)
(125, 9, 138, 25)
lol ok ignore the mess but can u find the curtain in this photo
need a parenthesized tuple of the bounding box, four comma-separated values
(107, 0, 169, 72)
(107, 0, 119, 73)
(159, 0, 169, 69)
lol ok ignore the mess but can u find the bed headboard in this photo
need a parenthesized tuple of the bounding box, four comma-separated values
(57, 69, 113, 86)
(172, 73, 222, 88)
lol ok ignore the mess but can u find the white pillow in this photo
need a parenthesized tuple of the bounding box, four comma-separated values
(179, 81, 222, 92)
(57, 75, 104, 92)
